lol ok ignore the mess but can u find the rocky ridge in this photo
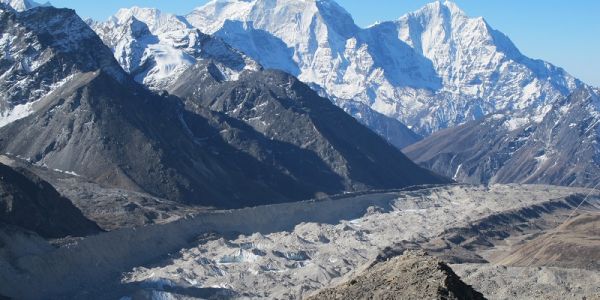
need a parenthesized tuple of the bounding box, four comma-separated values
(307, 250, 485, 300)
(405, 88, 600, 186)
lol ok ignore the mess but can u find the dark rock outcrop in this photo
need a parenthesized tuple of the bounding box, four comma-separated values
(0, 163, 101, 238)
(307, 250, 486, 300)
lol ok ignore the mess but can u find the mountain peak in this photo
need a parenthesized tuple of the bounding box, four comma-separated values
(190, 0, 357, 36)
(442, 0, 465, 15)
(186, 0, 581, 139)
(109, 6, 195, 35)
(411, 0, 467, 19)
(94, 4, 260, 90)
(0, 0, 49, 11)
(113, 6, 159, 22)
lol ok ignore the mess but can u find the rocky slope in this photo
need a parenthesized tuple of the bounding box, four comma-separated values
(170, 61, 449, 192)
(0, 154, 206, 231)
(89, 7, 260, 90)
(405, 88, 600, 186)
(307, 250, 485, 300)
(0, 162, 101, 238)
(496, 212, 600, 270)
(185, 0, 582, 137)
(1, 66, 397, 208)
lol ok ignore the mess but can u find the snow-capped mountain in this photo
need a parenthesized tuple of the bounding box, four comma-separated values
(186, 0, 582, 136)
(0, 3, 125, 127)
(89, 7, 260, 90)
(0, 5, 447, 207)
(92, 4, 422, 147)
(182, 0, 598, 187)
(0, 0, 47, 12)
(405, 88, 600, 186)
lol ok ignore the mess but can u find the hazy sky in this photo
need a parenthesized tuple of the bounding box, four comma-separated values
(49, 0, 600, 87)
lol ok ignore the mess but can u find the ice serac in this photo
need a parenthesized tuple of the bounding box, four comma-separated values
(186, 0, 581, 137)
(0, 6, 449, 208)
(405, 88, 600, 187)
(89, 7, 260, 90)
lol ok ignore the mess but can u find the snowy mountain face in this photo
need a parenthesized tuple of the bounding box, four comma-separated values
(0, 0, 46, 12)
(0, 4, 448, 207)
(185, 0, 582, 136)
(0, 4, 126, 127)
(90, 3, 421, 147)
(405, 88, 600, 187)
(89, 7, 260, 90)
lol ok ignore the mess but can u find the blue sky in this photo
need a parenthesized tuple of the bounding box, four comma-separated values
(49, 0, 600, 87)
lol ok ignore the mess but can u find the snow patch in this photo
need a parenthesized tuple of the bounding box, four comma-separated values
(534, 154, 549, 165)
(453, 163, 463, 180)
(52, 169, 80, 177)
(504, 117, 530, 131)
(0, 74, 76, 128)
(0, 100, 37, 128)
(145, 278, 174, 290)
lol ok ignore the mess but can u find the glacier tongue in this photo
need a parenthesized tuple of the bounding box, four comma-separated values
(185, 0, 583, 136)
